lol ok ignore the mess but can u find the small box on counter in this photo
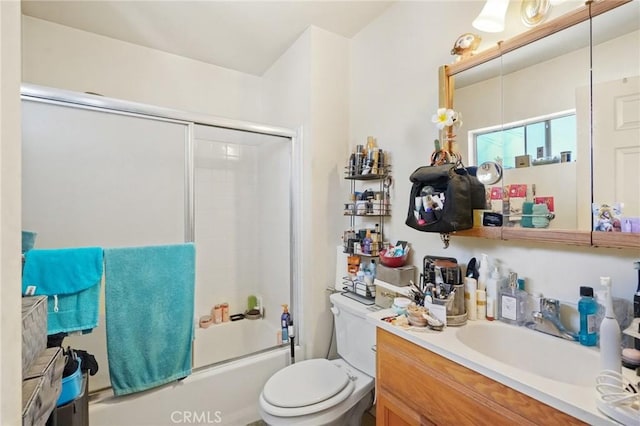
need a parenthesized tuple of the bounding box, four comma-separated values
(483, 212, 503, 227)
(376, 264, 416, 287)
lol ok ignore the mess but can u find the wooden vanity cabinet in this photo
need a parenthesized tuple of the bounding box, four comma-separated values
(375, 328, 586, 426)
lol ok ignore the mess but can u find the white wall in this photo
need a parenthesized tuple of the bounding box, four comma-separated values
(308, 27, 350, 358)
(21, 11, 349, 367)
(262, 26, 350, 359)
(14, 5, 640, 419)
(0, 1, 22, 424)
(22, 16, 264, 122)
(262, 27, 313, 356)
(350, 1, 639, 313)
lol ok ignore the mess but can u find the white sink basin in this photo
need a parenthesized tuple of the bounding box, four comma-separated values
(455, 322, 600, 387)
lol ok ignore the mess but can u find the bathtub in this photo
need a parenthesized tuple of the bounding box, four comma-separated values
(67, 313, 285, 393)
(90, 345, 303, 425)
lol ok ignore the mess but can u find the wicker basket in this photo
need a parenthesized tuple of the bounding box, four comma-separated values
(22, 347, 64, 426)
(21, 296, 48, 377)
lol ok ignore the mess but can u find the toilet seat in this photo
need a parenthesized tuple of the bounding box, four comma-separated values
(260, 359, 355, 417)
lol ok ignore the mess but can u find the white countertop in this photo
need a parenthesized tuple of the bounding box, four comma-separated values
(367, 309, 637, 426)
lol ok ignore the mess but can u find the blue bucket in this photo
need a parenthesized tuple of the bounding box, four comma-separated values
(57, 358, 82, 406)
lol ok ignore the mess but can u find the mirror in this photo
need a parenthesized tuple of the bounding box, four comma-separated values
(499, 18, 590, 231)
(442, 0, 638, 247)
(591, 1, 640, 241)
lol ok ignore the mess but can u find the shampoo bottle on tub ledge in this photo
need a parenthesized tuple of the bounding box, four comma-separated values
(281, 304, 291, 344)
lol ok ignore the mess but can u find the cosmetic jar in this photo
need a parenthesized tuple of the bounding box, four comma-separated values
(392, 297, 412, 315)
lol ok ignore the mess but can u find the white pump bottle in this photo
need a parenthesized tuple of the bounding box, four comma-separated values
(485, 266, 501, 320)
(599, 277, 621, 374)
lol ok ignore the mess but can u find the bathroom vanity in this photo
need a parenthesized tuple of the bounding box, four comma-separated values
(369, 312, 632, 425)
(376, 328, 584, 425)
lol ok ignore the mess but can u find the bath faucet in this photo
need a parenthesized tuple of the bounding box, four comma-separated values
(528, 298, 577, 341)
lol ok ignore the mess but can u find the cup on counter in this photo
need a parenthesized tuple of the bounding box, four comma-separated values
(212, 304, 222, 324)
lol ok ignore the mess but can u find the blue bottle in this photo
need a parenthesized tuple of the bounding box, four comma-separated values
(369, 259, 377, 281)
(578, 286, 598, 346)
(281, 304, 291, 343)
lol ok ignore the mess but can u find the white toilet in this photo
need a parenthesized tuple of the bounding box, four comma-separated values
(258, 292, 376, 425)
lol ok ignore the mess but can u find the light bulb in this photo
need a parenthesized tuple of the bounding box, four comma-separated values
(472, 0, 510, 33)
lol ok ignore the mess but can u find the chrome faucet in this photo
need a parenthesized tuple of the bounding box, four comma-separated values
(528, 298, 577, 341)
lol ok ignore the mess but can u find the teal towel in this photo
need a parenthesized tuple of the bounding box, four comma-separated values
(521, 202, 534, 228)
(532, 203, 551, 228)
(22, 247, 103, 334)
(22, 230, 37, 253)
(104, 243, 195, 396)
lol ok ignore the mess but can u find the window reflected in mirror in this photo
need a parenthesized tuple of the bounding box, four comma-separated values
(474, 112, 577, 169)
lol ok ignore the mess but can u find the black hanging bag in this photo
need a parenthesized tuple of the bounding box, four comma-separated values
(405, 162, 485, 233)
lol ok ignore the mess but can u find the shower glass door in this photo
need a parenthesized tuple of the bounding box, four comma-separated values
(192, 124, 292, 368)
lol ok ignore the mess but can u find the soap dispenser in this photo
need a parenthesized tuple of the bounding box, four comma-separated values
(599, 277, 621, 374)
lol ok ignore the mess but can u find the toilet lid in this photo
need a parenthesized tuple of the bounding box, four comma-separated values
(259, 379, 355, 418)
(262, 359, 350, 408)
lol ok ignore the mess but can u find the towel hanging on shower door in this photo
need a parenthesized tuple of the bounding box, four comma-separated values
(104, 243, 195, 396)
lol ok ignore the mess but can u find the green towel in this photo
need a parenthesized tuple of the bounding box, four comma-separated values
(532, 204, 551, 228)
(104, 243, 195, 396)
(521, 202, 534, 228)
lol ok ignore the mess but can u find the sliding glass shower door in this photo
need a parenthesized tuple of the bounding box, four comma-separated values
(192, 124, 291, 368)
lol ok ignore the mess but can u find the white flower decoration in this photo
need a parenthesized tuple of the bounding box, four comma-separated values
(432, 108, 462, 130)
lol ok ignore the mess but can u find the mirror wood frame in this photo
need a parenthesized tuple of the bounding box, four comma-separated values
(439, 0, 640, 249)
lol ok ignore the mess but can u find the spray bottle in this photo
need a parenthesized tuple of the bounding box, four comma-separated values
(599, 277, 621, 374)
(281, 304, 291, 344)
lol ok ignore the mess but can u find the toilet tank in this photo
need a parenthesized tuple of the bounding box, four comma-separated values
(329, 293, 376, 378)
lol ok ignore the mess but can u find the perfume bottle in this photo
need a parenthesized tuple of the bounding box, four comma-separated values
(498, 272, 528, 326)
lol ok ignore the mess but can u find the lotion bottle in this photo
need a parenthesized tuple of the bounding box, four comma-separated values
(464, 277, 477, 320)
(485, 267, 501, 320)
(476, 289, 486, 320)
(599, 277, 621, 374)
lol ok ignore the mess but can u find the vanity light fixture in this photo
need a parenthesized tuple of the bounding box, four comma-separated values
(472, 0, 510, 33)
(521, 0, 551, 27)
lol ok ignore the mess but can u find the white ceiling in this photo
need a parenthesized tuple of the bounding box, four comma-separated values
(21, 0, 395, 76)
